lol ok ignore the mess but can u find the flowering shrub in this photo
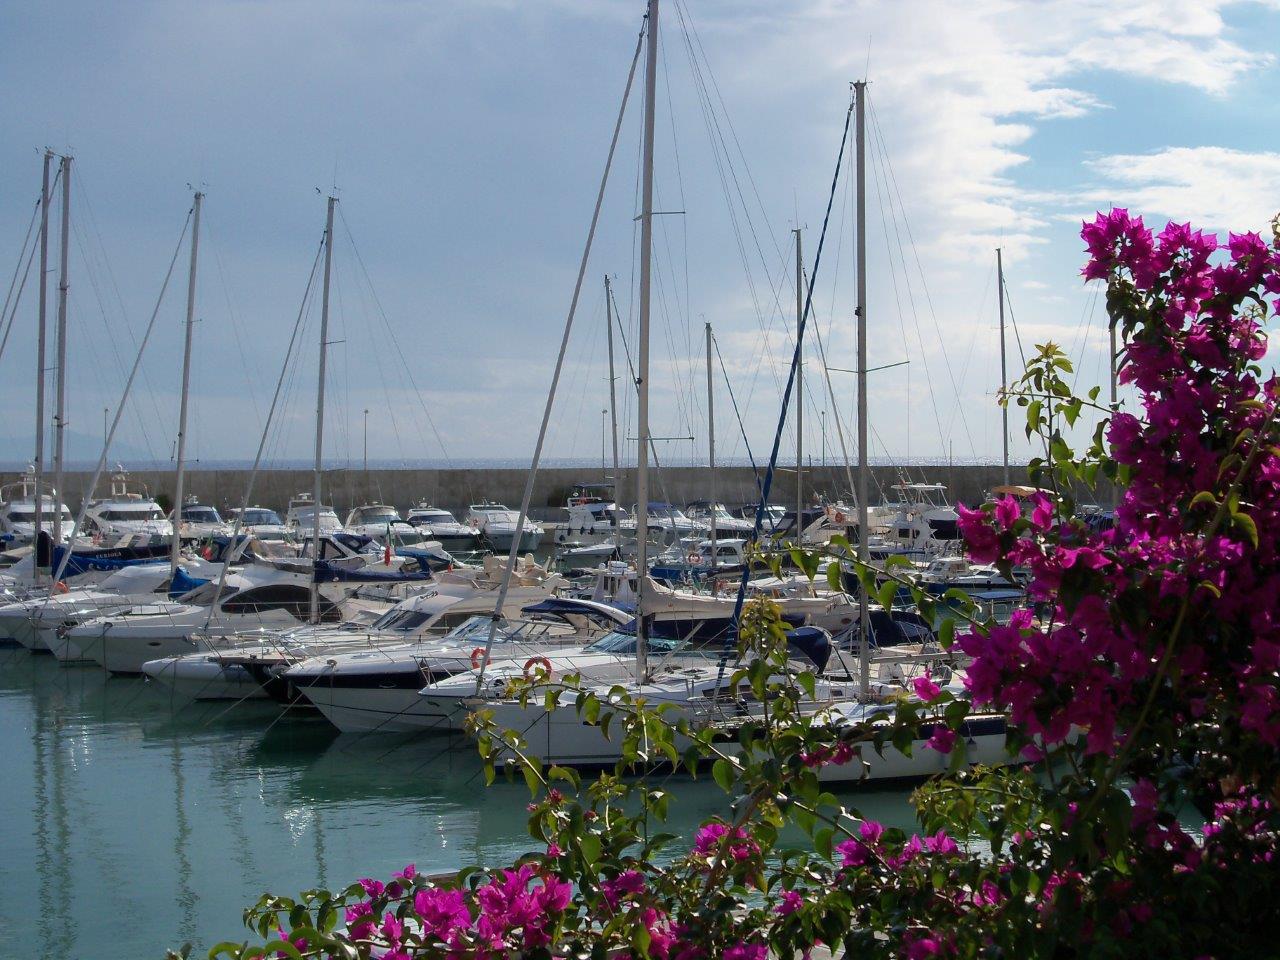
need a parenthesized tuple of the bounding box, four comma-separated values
(185, 212, 1280, 960)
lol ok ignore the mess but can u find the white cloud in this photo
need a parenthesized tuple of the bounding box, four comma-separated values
(1085, 146, 1280, 233)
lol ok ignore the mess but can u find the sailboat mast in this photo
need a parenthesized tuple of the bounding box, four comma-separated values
(605, 275, 621, 489)
(52, 154, 71, 547)
(33, 151, 52, 576)
(705, 320, 717, 572)
(310, 196, 336, 624)
(998, 246, 1009, 487)
(794, 228, 803, 535)
(170, 191, 202, 576)
(854, 81, 870, 698)
(634, 0, 659, 681)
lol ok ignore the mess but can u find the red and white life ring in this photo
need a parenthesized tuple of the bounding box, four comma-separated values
(53, 580, 69, 594)
(834, 510, 847, 525)
(523, 656, 553, 679)
(470, 647, 489, 670)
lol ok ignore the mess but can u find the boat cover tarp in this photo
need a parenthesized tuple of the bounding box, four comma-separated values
(786, 626, 833, 672)
(50, 542, 171, 578)
(311, 559, 432, 583)
(169, 567, 210, 599)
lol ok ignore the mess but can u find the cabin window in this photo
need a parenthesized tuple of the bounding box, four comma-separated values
(221, 584, 336, 620)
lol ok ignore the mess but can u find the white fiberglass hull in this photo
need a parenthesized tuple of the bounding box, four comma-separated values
(142, 655, 272, 701)
(298, 682, 458, 734)
(482, 692, 1009, 782)
(483, 527, 543, 552)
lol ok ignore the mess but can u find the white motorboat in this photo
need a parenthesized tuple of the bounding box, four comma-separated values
(467, 502, 543, 551)
(285, 493, 343, 539)
(63, 568, 376, 674)
(639, 502, 706, 539)
(84, 470, 173, 542)
(0, 472, 74, 546)
(684, 501, 755, 536)
(286, 598, 627, 733)
(173, 498, 232, 542)
(549, 483, 632, 547)
(344, 504, 425, 546)
(0, 561, 174, 652)
(140, 561, 568, 702)
(404, 504, 481, 552)
(225, 506, 291, 543)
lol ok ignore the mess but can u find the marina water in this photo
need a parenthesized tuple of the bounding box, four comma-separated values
(0, 653, 916, 960)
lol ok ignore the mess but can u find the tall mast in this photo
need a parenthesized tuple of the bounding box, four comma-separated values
(997, 246, 1009, 487)
(634, 0, 659, 681)
(52, 155, 72, 547)
(33, 151, 52, 575)
(1109, 322, 1119, 509)
(794, 227, 804, 537)
(170, 191, 202, 576)
(854, 81, 870, 698)
(706, 320, 717, 581)
(604, 275, 621, 495)
(310, 196, 336, 624)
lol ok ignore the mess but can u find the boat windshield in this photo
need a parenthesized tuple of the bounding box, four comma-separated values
(370, 608, 434, 632)
(412, 511, 453, 524)
(243, 509, 283, 525)
(99, 507, 165, 521)
(584, 631, 682, 654)
(182, 507, 222, 523)
(356, 509, 400, 524)
(7, 507, 72, 522)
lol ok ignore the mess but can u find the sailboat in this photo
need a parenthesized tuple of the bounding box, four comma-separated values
(465, 28, 1009, 780)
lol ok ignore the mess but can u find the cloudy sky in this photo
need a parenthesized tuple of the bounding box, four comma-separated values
(2, 0, 1279, 476)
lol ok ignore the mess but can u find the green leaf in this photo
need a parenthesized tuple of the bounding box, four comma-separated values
(1233, 511, 1259, 548)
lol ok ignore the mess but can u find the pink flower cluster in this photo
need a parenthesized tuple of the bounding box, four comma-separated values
(342, 862, 572, 958)
(692, 821, 760, 863)
(955, 210, 1280, 755)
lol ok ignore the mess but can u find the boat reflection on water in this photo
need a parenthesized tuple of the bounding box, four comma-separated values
(0, 655, 920, 960)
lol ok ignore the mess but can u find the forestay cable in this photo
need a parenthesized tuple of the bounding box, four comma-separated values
(474, 16, 645, 691)
(49, 206, 192, 586)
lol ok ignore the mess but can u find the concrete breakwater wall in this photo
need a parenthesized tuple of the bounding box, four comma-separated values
(13, 464, 1085, 521)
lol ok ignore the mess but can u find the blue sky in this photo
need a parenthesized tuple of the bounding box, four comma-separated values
(2, 0, 1279, 477)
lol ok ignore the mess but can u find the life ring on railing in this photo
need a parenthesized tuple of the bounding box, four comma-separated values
(53, 580, 69, 594)
(470, 647, 488, 670)
(687, 551, 701, 565)
(523, 656, 552, 679)
(834, 510, 847, 525)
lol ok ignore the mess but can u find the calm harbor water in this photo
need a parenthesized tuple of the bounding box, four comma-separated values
(0, 652, 917, 960)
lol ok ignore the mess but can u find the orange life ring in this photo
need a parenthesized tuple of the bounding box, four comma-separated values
(470, 647, 488, 670)
(523, 656, 552, 679)
(834, 511, 847, 525)
(53, 580, 69, 594)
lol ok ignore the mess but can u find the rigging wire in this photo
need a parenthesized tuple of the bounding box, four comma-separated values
(867, 95, 979, 457)
(337, 206, 456, 467)
(0, 194, 43, 370)
(206, 237, 326, 623)
(49, 206, 192, 585)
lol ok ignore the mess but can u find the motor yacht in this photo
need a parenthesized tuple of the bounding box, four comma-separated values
(225, 506, 290, 543)
(467, 502, 542, 551)
(284, 493, 343, 539)
(0, 471, 74, 545)
(141, 556, 569, 702)
(0, 561, 174, 652)
(286, 599, 627, 734)
(63, 568, 378, 674)
(174, 498, 232, 542)
(344, 504, 425, 546)
(404, 504, 481, 552)
(84, 470, 172, 542)
(684, 501, 755, 536)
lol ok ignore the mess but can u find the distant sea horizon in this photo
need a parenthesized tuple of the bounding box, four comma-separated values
(0, 455, 1003, 472)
